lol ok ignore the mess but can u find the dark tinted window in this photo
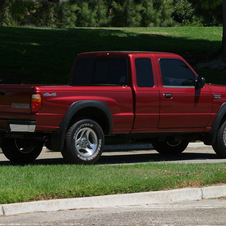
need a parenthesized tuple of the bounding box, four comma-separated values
(135, 58, 154, 87)
(72, 58, 94, 85)
(93, 60, 108, 84)
(109, 58, 128, 85)
(159, 59, 196, 87)
(72, 57, 128, 86)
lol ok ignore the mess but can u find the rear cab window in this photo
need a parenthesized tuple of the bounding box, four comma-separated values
(71, 57, 128, 86)
(135, 58, 154, 88)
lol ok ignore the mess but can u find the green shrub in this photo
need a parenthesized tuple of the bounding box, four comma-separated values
(0, 0, 15, 26)
(0, 0, 175, 28)
(0, 0, 57, 27)
(153, 0, 174, 26)
(70, 0, 110, 27)
(172, 0, 194, 24)
(58, 3, 78, 27)
(123, 0, 175, 27)
(46, 3, 56, 27)
(111, 0, 142, 27)
(2, 0, 221, 28)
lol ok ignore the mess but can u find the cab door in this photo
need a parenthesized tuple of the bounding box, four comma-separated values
(157, 57, 212, 129)
(131, 55, 160, 132)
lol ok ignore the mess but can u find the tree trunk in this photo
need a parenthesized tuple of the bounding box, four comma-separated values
(222, 0, 226, 56)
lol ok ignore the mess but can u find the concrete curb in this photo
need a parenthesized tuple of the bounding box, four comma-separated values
(0, 185, 225, 216)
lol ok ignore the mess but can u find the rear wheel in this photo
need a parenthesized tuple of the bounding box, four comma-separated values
(62, 119, 104, 164)
(152, 137, 189, 155)
(1, 138, 43, 164)
(213, 121, 226, 158)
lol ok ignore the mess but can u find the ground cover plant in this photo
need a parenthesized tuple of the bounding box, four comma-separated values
(0, 162, 225, 204)
(0, 26, 225, 85)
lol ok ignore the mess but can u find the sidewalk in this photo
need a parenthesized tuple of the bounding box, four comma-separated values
(1, 185, 226, 216)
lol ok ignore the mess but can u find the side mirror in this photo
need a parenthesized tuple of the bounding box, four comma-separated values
(195, 76, 205, 89)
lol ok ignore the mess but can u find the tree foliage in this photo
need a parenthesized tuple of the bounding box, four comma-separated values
(0, 0, 224, 27)
(0, 0, 57, 27)
(189, 0, 223, 26)
(0, 0, 176, 27)
(198, 0, 222, 10)
(172, 0, 194, 24)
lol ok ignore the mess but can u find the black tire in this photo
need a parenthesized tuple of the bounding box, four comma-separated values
(152, 138, 189, 155)
(213, 121, 226, 158)
(1, 138, 43, 164)
(62, 119, 104, 164)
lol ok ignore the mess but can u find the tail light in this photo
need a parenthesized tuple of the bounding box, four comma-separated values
(32, 94, 42, 113)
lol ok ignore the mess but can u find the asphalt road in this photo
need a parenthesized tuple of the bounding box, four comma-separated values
(0, 142, 226, 165)
(0, 198, 226, 225)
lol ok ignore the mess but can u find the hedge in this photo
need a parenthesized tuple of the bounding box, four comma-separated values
(0, 0, 57, 27)
(0, 0, 220, 27)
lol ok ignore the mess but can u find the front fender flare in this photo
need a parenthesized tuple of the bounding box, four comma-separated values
(205, 102, 226, 145)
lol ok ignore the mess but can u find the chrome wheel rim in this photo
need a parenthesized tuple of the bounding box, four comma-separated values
(74, 127, 98, 158)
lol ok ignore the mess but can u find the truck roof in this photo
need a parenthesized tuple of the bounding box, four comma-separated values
(78, 51, 179, 58)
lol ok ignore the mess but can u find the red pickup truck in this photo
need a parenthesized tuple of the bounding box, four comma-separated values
(0, 51, 226, 164)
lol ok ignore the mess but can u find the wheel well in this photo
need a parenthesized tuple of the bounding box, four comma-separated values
(220, 114, 226, 126)
(204, 107, 226, 145)
(216, 114, 226, 135)
(69, 107, 110, 135)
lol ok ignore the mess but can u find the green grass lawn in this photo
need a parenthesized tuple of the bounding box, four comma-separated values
(0, 26, 225, 84)
(0, 162, 225, 204)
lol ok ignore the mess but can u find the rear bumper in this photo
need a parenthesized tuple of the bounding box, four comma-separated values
(8, 121, 36, 133)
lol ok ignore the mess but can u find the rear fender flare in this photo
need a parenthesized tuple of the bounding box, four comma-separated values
(51, 100, 113, 151)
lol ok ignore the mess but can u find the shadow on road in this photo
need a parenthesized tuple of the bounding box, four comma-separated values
(98, 152, 220, 165)
(0, 151, 221, 166)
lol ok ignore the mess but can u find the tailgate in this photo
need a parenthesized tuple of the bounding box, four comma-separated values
(0, 85, 33, 114)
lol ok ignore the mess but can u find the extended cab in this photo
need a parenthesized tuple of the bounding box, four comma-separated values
(0, 51, 226, 164)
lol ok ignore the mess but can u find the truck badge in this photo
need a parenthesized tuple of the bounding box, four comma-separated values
(43, 93, 57, 97)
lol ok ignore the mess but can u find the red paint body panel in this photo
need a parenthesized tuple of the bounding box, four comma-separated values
(0, 51, 226, 138)
(34, 85, 134, 133)
(0, 85, 33, 115)
(158, 86, 212, 128)
(130, 53, 160, 132)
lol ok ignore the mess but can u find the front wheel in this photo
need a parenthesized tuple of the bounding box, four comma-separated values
(1, 138, 43, 164)
(213, 121, 226, 158)
(152, 137, 189, 155)
(62, 119, 104, 164)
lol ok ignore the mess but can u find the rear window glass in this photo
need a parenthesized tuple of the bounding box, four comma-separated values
(135, 58, 154, 87)
(72, 57, 128, 86)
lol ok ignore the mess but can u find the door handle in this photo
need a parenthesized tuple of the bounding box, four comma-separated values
(164, 93, 172, 98)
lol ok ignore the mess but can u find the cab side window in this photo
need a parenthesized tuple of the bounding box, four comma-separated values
(159, 58, 196, 87)
(135, 58, 154, 87)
